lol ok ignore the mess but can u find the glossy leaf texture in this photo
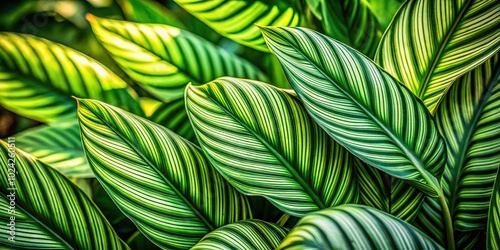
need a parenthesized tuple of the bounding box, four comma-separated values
(487, 168, 500, 249)
(0, 32, 142, 123)
(437, 53, 500, 231)
(375, 0, 500, 113)
(309, 0, 381, 57)
(9, 121, 92, 178)
(88, 16, 268, 102)
(148, 97, 195, 143)
(77, 99, 251, 249)
(192, 220, 289, 250)
(278, 205, 443, 249)
(173, 0, 301, 51)
(0, 141, 127, 249)
(261, 26, 446, 197)
(117, 0, 185, 28)
(186, 77, 357, 217)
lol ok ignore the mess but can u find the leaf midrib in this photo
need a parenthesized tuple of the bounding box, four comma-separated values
(80, 101, 215, 231)
(272, 29, 440, 193)
(448, 64, 500, 217)
(203, 93, 327, 209)
(417, 0, 473, 99)
(0, 193, 75, 249)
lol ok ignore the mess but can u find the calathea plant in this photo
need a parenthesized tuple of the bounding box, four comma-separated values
(0, 0, 498, 249)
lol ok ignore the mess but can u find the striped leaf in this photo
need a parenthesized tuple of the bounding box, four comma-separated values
(77, 98, 251, 249)
(437, 53, 500, 231)
(260, 26, 446, 197)
(192, 220, 289, 250)
(312, 0, 381, 57)
(88, 16, 268, 102)
(9, 121, 92, 178)
(148, 97, 195, 142)
(186, 77, 357, 217)
(173, 0, 301, 51)
(488, 168, 500, 249)
(0, 141, 127, 249)
(117, 0, 185, 28)
(0, 32, 142, 123)
(278, 204, 443, 249)
(375, 0, 500, 113)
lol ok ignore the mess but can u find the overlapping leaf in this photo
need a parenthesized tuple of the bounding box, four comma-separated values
(77, 99, 251, 249)
(148, 97, 195, 142)
(487, 168, 500, 249)
(88, 16, 268, 101)
(0, 141, 127, 249)
(307, 0, 381, 57)
(278, 205, 443, 249)
(261, 26, 446, 197)
(117, 0, 185, 27)
(9, 121, 92, 178)
(173, 0, 301, 51)
(192, 220, 289, 250)
(186, 77, 357, 217)
(0, 32, 142, 123)
(375, 0, 500, 113)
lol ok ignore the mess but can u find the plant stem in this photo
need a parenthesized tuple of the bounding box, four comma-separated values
(277, 213, 290, 227)
(438, 195, 455, 250)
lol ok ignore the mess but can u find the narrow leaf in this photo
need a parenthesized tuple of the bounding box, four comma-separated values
(260, 26, 446, 197)
(487, 168, 500, 249)
(192, 220, 289, 250)
(0, 32, 142, 123)
(375, 0, 500, 113)
(0, 141, 127, 249)
(186, 77, 357, 217)
(279, 204, 443, 249)
(88, 16, 268, 101)
(173, 0, 301, 51)
(77, 99, 251, 249)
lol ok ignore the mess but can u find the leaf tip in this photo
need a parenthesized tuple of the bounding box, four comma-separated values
(85, 13, 97, 23)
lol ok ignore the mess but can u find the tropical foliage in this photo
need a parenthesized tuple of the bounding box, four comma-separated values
(0, 0, 498, 249)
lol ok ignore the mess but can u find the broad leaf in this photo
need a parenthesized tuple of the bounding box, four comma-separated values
(261, 26, 446, 197)
(192, 220, 289, 250)
(355, 158, 389, 212)
(117, 0, 185, 28)
(173, 0, 301, 51)
(312, 0, 381, 57)
(0, 141, 127, 249)
(9, 121, 92, 178)
(437, 53, 500, 231)
(487, 168, 500, 249)
(0, 32, 142, 123)
(88, 16, 268, 102)
(375, 0, 500, 113)
(148, 97, 195, 142)
(77, 99, 251, 249)
(186, 77, 357, 217)
(279, 204, 443, 249)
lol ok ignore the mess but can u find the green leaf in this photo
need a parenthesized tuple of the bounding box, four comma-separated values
(375, 0, 500, 113)
(488, 168, 500, 249)
(88, 16, 268, 102)
(192, 220, 289, 250)
(126, 231, 161, 250)
(173, 0, 301, 52)
(148, 97, 196, 143)
(9, 121, 92, 178)
(260, 26, 446, 197)
(319, 0, 381, 57)
(186, 77, 357, 217)
(355, 158, 389, 212)
(0, 32, 142, 123)
(437, 53, 500, 231)
(117, 0, 185, 28)
(364, 0, 403, 29)
(0, 141, 127, 249)
(278, 204, 443, 249)
(77, 98, 251, 249)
